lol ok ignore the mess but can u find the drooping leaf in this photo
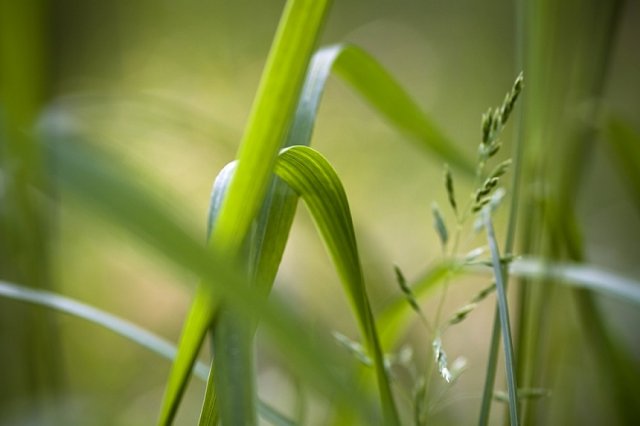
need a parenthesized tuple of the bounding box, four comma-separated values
(45, 134, 378, 425)
(180, 1, 334, 424)
(274, 145, 399, 425)
(288, 43, 474, 173)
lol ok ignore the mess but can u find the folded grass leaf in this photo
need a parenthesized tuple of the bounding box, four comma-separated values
(275, 145, 399, 425)
(176, 1, 334, 424)
(45, 135, 377, 424)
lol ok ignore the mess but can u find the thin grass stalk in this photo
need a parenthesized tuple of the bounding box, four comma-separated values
(477, 0, 527, 421)
(509, 0, 636, 424)
(483, 210, 519, 426)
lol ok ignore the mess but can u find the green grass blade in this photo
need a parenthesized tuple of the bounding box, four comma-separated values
(199, 2, 332, 424)
(45, 135, 378, 424)
(212, 0, 332, 252)
(274, 145, 399, 425)
(159, 160, 235, 425)
(289, 44, 474, 173)
(607, 117, 640, 211)
(0, 279, 295, 426)
(159, 286, 216, 424)
(483, 209, 519, 426)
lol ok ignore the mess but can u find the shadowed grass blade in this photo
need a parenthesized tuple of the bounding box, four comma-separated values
(274, 145, 399, 425)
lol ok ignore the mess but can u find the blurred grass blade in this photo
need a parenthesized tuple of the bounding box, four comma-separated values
(289, 44, 474, 173)
(0, 279, 190, 371)
(483, 209, 519, 426)
(0, 280, 295, 426)
(274, 145, 399, 425)
(45, 133, 378, 424)
(606, 117, 640, 212)
(510, 258, 640, 305)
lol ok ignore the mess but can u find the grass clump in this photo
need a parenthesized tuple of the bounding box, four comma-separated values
(1, 1, 639, 425)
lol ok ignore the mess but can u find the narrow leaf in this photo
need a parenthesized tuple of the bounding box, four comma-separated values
(483, 209, 519, 426)
(45, 135, 378, 424)
(289, 44, 474, 173)
(509, 258, 640, 305)
(275, 145, 400, 425)
(192, 1, 334, 424)
(0, 279, 295, 426)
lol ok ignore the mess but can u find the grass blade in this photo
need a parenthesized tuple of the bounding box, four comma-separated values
(0, 280, 295, 426)
(275, 145, 399, 425)
(45, 134, 379, 424)
(212, 0, 332, 251)
(509, 258, 640, 305)
(170, 1, 333, 424)
(483, 209, 519, 426)
(290, 44, 474, 173)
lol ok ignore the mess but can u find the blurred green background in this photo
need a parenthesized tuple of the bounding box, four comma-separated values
(1, 0, 639, 424)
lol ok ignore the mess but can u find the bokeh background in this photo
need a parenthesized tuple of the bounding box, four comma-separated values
(1, 0, 639, 424)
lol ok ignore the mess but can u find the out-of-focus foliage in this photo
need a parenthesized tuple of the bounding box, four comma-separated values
(0, 0, 639, 424)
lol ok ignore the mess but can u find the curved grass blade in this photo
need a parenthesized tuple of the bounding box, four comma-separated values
(194, 36, 477, 424)
(0, 280, 295, 426)
(289, 44, 474, 173)
(274, 145, 399, 425)
(45, 135, 378, 425)
(483, 209, 519, 426)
